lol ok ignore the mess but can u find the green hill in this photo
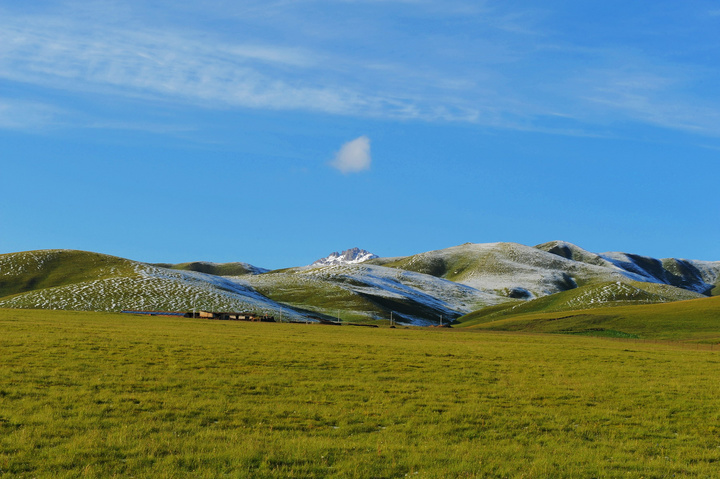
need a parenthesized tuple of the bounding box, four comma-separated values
(456, 281, 704, 327)
(152, 261, 267, 276)
(0, 249, 500, 325)
(456, 294, 720, 341)
(381, 242, 639, 298)
(247, 271, 390, 323)
(534, 240, 616, 267)
(0, 250, 302, 318)
(0, 250, 137, 298)
(1, 244, 718, 328)
(381, 241, 720, 301)
(245, 263, 503, 325)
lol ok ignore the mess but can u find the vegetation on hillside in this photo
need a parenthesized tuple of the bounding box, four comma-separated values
(1, 244, 718, 326)
(0, 250, 301, 318)
(457, 295, 720, 342)
(0, 250, 136, 298)
(245, 264, 495, 324)
(455, 281, 704, 327)
(152, 261, 266, 276)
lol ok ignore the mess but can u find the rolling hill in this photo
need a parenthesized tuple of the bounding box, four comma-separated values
(455, 294, 720, 341)
(536, 241, 720, 295)
(0, 250, 304, 320)
(455, 280, 705, 327)
(0, 250, 503, 324)
(1, 241, 718, 327)
(380, 241, 720, 299)
(151, 261, 269, 276)
(244, 263, 506, 325)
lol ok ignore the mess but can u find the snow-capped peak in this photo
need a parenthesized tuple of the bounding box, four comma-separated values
(312, 247, 379, 266)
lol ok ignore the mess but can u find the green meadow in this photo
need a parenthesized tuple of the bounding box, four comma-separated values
(2, 309, 720, 478)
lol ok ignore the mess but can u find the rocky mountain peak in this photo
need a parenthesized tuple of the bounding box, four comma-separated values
(312, 247, 379, 266)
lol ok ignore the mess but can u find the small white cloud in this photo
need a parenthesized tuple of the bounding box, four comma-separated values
(330, 136, 371, 173)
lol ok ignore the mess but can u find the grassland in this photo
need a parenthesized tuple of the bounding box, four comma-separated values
(457, 295, 720, 342)
(2, 309, 720, 477)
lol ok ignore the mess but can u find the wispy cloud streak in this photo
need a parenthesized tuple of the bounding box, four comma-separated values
(1, 1, 720, 138)
(0, 97, 60, 129)
(0, 17, 353, 112)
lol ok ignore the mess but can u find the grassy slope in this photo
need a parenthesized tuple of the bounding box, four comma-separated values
(457, 295, 720, 341)
(247, 264, 490, 324)
(456, 281, 703, 327)
(3, 248, 716, 327)
(380, 242, 627, 296)
(152, 261, 264, 276)
(248, 271, 386, 322)
(381, 242, 596, 284)
(384, 242, 720, 300)
(2, 308, 720, 477)
(0, 250, 137, 298)
(537, 241, 720, 295)
(0, 250, 489, 323)
(534, 240, 613, 267)
(381, 243, 502, 281)
(0, 250, 298, 317)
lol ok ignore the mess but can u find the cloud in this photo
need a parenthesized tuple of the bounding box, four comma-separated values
(330, 136, 371, 173)
(0, 2, 523, 127)
(2, 1, 720, 139)
(0, 98, 59, 129)
(559, 59, 720, 137)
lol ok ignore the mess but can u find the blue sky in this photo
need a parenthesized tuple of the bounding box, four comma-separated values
(1, 0, 719, 268)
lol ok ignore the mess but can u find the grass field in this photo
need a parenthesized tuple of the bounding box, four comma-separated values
(2, 309, 720, 477)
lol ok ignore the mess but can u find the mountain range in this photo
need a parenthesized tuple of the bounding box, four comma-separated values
(0, 241, 718, 326)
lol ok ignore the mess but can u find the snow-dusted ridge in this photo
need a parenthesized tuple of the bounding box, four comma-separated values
(382, 241, 720, 301)
(247, 262, 506, 325)
(0, 250, 304, 320)
(1, 243, 719, 326)
(597, 252, 719, 294)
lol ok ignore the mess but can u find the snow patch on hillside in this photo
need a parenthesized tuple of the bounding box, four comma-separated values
(0, 260, 305, 320)
(565, 282, 665, 309)
(255, 263, 508, 325)
(393, 242, 720, 301)
(0, 249, 67, 276)
(402, 243, 639, 297)
(600, 252, 720, 294)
